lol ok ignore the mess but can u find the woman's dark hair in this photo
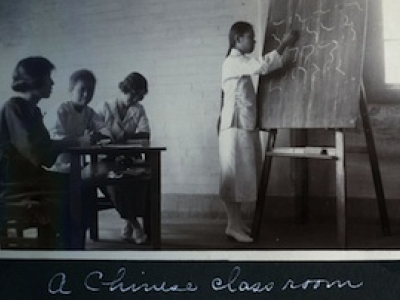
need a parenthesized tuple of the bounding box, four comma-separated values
(69, 69, 96, 92)
(218, 22, 254, 134)
(118, 72, 148, 95)
(11, 56, 55, 92)
(226, 21, 254, 56)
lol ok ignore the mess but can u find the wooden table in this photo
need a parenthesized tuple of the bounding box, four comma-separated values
(66, 144, 166, 250)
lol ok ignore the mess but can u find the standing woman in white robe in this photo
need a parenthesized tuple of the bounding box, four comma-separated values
(219, 21, 298, 242)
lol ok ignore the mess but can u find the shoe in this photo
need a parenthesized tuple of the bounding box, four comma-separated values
(132, 227, 147, 244)
(225, 227, 253, 243)
(240, 223, 251, 234)
(121, 222, 133, 241)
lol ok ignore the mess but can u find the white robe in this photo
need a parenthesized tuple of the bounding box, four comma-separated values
(51, 101, 106, 140)
(49, 101, 107, 172)
(219, 49, 283, 203)
(99, 98, 150, 141)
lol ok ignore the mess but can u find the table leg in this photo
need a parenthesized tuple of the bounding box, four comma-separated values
(89, 155, 99, 241)
(149, 152, 161, 249)
(70, 154, 85, 250)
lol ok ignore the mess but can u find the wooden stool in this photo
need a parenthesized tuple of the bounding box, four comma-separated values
(0, 199, 56, 250)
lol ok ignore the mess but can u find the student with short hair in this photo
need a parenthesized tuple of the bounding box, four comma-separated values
(98, 72, 150, 244)
(50, 69, 109, 172)
(218, 22, 299, 242)
(100, 72, 150, 143)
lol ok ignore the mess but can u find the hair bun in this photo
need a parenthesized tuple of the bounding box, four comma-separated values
(11, 57, 55, 92)
(119, 72, 148, 95)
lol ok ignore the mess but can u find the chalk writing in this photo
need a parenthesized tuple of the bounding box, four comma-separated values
(311, 63, 321, 93)
(306, 23, 319, 43)
(345, 1, 363, 11)
(320, 21, 335, 32)
(259, 0, 367, 128)
(342, 15, 357, 41)
(314, 8, 331, 15)
(273, 20, 285, 26)
(297, 66, 307, 84)
(266, 0, 364, 95)
(302, 44, 315, 64)
(336, 58, 346, 76)
(272, 33, 283, 46)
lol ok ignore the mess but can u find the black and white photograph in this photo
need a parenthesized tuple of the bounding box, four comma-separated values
(1, 0, 400, 298)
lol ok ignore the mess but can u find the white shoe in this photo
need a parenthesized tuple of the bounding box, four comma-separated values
(121, 222, 134, 241)
(132, 227, 147, 244)
(225, 227, 253, 243)
(240, 223, 252, 234)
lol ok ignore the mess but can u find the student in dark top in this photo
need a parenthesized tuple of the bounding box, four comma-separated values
(0, 56, 91, 249)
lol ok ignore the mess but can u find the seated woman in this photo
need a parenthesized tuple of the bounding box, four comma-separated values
(98, 72, 150, 244)
(0, 57, 91, 249)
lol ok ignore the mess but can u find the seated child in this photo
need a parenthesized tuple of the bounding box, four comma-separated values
(50, 69, 109, 172)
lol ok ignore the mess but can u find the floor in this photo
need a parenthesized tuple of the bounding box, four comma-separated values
(85, 209, 400, 251)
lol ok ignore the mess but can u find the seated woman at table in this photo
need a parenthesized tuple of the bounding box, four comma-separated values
(0, 56, 92, 249)
(49, 69, 110, 172)
(98, 72, 150, 244)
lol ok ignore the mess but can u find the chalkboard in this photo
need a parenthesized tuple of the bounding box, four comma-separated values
(258, 0, 368, 129)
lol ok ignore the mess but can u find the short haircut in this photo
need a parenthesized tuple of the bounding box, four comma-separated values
(69, 69, 96, 92)
(118, 72, 148, 95)
(12, 56, 55, 92)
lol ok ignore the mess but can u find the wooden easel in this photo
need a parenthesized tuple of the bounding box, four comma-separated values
(251, 83, 391, 248)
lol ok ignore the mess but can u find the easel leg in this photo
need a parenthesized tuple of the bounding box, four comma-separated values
(359, 84, 391, 235)
(290, 129, 309, 224)
(335, 129, 347, 248)
(251, 129, 277, 241)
